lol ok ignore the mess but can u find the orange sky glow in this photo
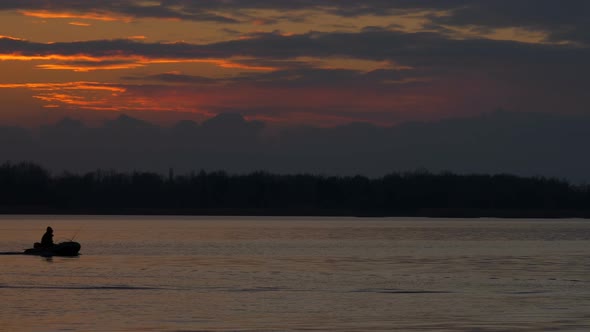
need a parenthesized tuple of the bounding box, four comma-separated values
(0, 2, 587, 127)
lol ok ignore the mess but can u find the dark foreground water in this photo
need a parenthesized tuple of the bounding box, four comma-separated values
(1, 216, 589, 331)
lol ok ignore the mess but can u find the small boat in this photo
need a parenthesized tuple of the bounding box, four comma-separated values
(23, 241, 81, 257)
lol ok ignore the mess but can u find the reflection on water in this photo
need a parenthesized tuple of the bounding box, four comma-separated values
(1, 216, 590, 331)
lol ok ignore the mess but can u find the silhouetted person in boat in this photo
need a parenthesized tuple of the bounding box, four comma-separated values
(39, 226, 54, 248)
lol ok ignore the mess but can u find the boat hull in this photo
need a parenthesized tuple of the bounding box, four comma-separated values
(24, 241, 81, 256)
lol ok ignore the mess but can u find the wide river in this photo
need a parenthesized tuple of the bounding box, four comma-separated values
(0, 216, 589, 331)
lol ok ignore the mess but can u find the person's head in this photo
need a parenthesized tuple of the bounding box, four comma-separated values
(47, 226, 53, 233)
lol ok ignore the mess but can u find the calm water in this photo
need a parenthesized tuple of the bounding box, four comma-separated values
(1, 216, 590, 331)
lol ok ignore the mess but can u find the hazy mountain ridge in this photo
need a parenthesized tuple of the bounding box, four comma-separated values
(1, 111, 588, 182)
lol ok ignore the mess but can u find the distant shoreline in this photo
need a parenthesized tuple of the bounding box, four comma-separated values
(2, 162, 590, 220)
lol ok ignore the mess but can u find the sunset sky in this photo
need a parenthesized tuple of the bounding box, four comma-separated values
(0, 1, 589, 127)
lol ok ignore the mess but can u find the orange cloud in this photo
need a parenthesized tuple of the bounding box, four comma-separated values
(37, 62, 145, 72)
(36, 58, 278, 72)
(0, 81, 207, 113)
(0, 82, 126, 93)
(20, 10, 133, 22)
(0, 82, 126, 110)
(0, 35, 25, 41)
(0, 52, 278, 72)
(0, 53, 104, 62)
(68, 21, 92, 27)
(140, 58, 278, 72)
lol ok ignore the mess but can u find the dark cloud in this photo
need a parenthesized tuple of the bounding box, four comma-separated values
(124, 64, 378, 88)
(6, 27, 583, 66)
(219, 28, 241, 36)
(122, 73, 216, 84)
(0, 0, 464, 13)
(223, 68, 428, 89)
(428, 1, 590, 44)
(0, 0, 239, 23)
(202, 30, 590, 68)
(0, 37, 214, 58)
(1, 0, 587, 44)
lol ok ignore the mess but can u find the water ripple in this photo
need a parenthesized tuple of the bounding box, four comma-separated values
(0, 284, 164, 290)
(352, 288, 453, 294)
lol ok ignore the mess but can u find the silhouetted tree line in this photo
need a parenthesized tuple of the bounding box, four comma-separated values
(1, 162, 589, 217)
